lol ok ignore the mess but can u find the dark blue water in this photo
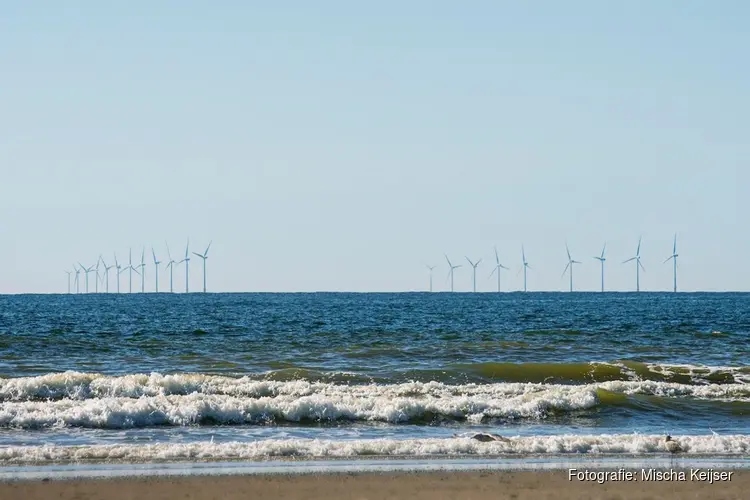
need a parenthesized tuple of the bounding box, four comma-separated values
(0, 293, 748, 464)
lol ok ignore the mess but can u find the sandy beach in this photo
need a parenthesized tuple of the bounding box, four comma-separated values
(0, 470, 746, 500)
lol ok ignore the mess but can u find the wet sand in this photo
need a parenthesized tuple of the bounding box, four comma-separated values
(0, 470, 746, 500)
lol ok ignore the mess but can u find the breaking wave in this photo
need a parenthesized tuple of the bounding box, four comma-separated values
(0, 371, 748, 429)
(1, 434, 748, 464)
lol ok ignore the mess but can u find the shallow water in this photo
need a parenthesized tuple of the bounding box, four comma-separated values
(0, 292, 748, 464)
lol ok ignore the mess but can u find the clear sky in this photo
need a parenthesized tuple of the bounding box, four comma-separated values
(1, 1, 748, 293)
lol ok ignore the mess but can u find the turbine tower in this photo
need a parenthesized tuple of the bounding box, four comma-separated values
(663, 234, 679, 292)
(137, 247, 146, 293)
(426, 265, 436, 292)
(623, 237, 645, 292)
(100, 256, 114, 293)
(114, 253, 122, 293)
(192, 241, 212, 293)
(488, 246, 509, 292)
(593, 243, 606, 292)
(94, 259, 101, 294)
(165, 242, 176, 293)
(562, 243, 581, 292)
(65, 270, 72, 294)
(125, 248, 134, 293)
(444, 254, 461, 292)
(521, 245, 531, 292)
(79, 263, 95, 293)
(74, 266, 81, 294)
(152, 247, 161, 293)
(178, 239, 190, 293)
(465, 257, 482, 293)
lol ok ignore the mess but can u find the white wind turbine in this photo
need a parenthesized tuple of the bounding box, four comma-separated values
(192, 241, 212, 293)
(123, 248, 138, 293)
(520, 245, 531, 292)
(165, 242, 176, 293)
(465, 256, 482, 293)
(152, 247, 161, 293)
(444, 254, 461, 292)
(488, 246, 509, 292)
(623, 237, 645, 292)
(100, 256, 114, 293)
(137, 247, 146, 293)
(114, 253, 122, 293)
(593, 243, 606, 292)
(78, 262, 96, 293)
(74, 265, 81, 294)
(426, 265, 436, 292)
(663, 234, 679, 293)
(561, 243, 581, 292)
(94, 259, 101, 293)
(178, 239, 190, 293)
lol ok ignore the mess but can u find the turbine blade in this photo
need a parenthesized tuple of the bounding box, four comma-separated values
(488, 267, 497, 278)
(204, 241, 212, 256)
(494, 246, 499, 264)
(601, 243, 606, 259)
(639, 261, 646, 272)
(444, 254, 452, 267)
(562, 262, 570, 277)
(623, 257, 635, 264)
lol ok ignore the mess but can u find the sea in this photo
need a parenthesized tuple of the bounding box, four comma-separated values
(0, 292, 748, 473)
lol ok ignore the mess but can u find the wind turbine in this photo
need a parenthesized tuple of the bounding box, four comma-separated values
(94, 259, 101, 293)
(426, 265, 436, 292)
(125, 248, 134, 293)
(561, 243, 581, 292)
(100, 256, 114, 293)
(521, 246, 531, 292)
(65, 270, 72, 294)
(623, 237, 645, 292)
(465, 257, 482, 293)
(593, 243, 606, 292)
(444, 254, 461, 292)
(178, 239, 190, 293)
(114, 253, 122, 293)
(74, 266, 81, 294)
(78, 262, 95, 293)
(165, 242, 176, 293)
(137, 247, 146, 293)
(663, 234, 679, 293)
(192, 241, 212, 293)
(152, 247, 161, 293)
(488, 246, 509, 292)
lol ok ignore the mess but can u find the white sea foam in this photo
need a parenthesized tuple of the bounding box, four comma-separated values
(0, 385, 601, 428)
(0, 434, 748, 464)
(1, 371, 748, 403)
(1, 372, 748, 429)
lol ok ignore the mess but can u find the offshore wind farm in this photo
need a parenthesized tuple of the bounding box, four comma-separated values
(66, 240, 212, 294)
(60, 235, 688, 294)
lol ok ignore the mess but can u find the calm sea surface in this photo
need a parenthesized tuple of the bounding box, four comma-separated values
(0, 293, 748, 464)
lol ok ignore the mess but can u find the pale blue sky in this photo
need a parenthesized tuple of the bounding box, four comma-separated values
(1, 1, 748, 293)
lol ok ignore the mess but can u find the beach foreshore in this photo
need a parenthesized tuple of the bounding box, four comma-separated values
(0, 470, 747, 500)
